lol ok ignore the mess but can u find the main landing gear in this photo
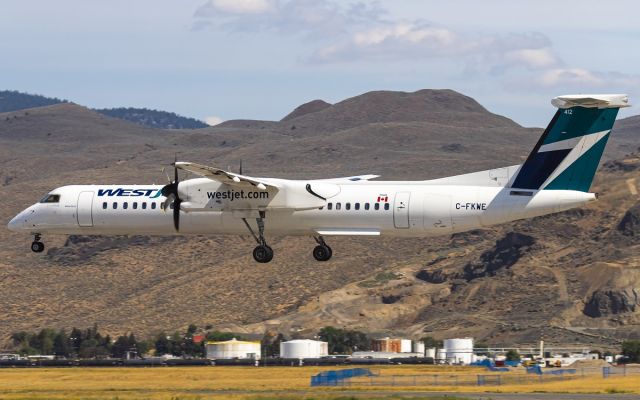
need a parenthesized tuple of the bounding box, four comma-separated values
(243, 211, 273, 263)
(241, 213, 333, 263)
(31, 233, 44, 253)
(313, 236, 332, 262)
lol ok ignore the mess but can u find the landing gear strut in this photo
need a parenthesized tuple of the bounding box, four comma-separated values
(31, 233, 44, 253)
(243, 211, 273, 263)
(313, 236, 332, 261)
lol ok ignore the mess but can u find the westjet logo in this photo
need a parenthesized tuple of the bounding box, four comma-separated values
(207, 190, 269, 201)
(97, 188, 162, 198)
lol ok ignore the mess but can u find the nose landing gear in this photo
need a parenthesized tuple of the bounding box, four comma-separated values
(31, 233, 44, 253)
(312, 236, 332, 261)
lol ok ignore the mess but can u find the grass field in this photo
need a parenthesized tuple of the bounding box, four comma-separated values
(0, 366, 638, 399)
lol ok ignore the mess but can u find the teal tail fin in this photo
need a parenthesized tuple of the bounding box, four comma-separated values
(511, 94, 630, 192)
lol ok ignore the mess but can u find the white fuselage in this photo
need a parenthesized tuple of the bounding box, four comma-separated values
(8, 178, 596, 238)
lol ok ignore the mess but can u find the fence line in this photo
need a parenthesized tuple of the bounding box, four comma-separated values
(310, 365, 640, 387)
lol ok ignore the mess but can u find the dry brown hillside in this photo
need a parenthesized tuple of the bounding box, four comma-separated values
(0, 89, 638, 348)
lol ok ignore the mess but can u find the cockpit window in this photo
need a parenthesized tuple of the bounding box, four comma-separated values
(40, 194, 61, 203)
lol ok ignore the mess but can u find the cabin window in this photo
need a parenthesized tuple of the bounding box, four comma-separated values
(123, 202, 128, 210)
(346, 203, 351, 210)
(364, 203, 370, 210)
(151, 202, 157, 210)
(336, 202, 341, 210)
(355, 203, 360, 210)
(102, 202, 107, 210)
(142, 202, 147, 210)
(133, 202, 138, 209)
(112, 202, 117, 209)
(327, 203, 332, 210)
(39, 194, 60, 203)
(384, 203, 390, 211)
(374, 203, 380, 210)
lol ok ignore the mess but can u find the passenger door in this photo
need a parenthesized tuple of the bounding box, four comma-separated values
(77, 191, 94, 227)
(393, 192, 410, 229)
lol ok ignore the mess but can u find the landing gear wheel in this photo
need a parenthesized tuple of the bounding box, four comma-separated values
(31, 241, 44, 253)
(313, 245, 332, 261)
(253, 245, 274, 263)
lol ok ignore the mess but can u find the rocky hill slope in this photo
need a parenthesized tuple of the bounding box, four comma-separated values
(0, 89, 638, 348)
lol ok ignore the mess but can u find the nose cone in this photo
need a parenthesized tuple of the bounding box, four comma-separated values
(7, 214, 23, 231)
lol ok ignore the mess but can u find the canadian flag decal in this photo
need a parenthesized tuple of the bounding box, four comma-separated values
(377, 194, 389, 202)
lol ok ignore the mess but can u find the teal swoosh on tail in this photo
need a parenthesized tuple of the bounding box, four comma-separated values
(511, 95, 626, 192)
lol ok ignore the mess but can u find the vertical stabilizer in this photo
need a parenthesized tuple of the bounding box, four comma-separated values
(510, 94, 629, 192)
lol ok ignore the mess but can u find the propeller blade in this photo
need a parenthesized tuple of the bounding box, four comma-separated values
(161, 155, 181, 232)
(173, 198, 181, 231)
(161, 167, 171, 184)
(162, 193, 174, 213)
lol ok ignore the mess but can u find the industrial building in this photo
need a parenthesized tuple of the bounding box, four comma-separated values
(370, 337, 413, 353)
(205, 338, 261, 360)
(280, 339, 328, 359)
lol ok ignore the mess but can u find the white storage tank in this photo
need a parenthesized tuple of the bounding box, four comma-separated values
(400, 339, 413, 353)
(425, 347, 436, 359)
(205, 338, 261, 360)
(280, 339, 328, 359)
(436, 348, 447, 362)
(444, 338, 474, 365)
(412, 341, 425, 356)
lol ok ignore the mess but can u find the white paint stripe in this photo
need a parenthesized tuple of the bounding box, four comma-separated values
(627, 178, 638, 196)
(539, 137, 581, 152)
(539, 130, 610, 153)
(540, 130, 610, 189)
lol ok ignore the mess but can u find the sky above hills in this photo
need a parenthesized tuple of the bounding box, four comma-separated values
(1, 0, 638, 127)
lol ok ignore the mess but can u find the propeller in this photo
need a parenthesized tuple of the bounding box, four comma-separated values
(160, 156, 181, 231)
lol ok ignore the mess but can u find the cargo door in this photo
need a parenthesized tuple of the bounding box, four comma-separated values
(77, 191, 94, 227)
(393, 191, 410, 229)
(423, 193, 453, 233)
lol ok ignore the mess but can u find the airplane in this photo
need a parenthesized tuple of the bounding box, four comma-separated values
(7, 94, 630, 263)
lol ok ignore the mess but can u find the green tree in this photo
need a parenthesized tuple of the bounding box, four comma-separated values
(111, 335, 132, 358)
(181, 326, 204, 358)
(261, 332, 287, 357)
(318, 326, 369, 354)
(170, 331, 183, 356)
(420, 336, 443, 349)
(137, 340, 151, 357)
(53, 330, 71, 357)
(154, 333, 172, 356)
(505, 349, 521, 362)
(205, 331, 237, 342)
(474, 342, 489, 356)
(621, 340, 640, 363)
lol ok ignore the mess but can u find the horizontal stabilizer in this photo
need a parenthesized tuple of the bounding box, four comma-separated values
(551, 94, 630, 109)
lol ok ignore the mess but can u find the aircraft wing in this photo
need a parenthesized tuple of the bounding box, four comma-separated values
(174, 162, 278, 190)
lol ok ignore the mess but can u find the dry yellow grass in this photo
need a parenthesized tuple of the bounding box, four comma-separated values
(0, 366, 637, 399)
